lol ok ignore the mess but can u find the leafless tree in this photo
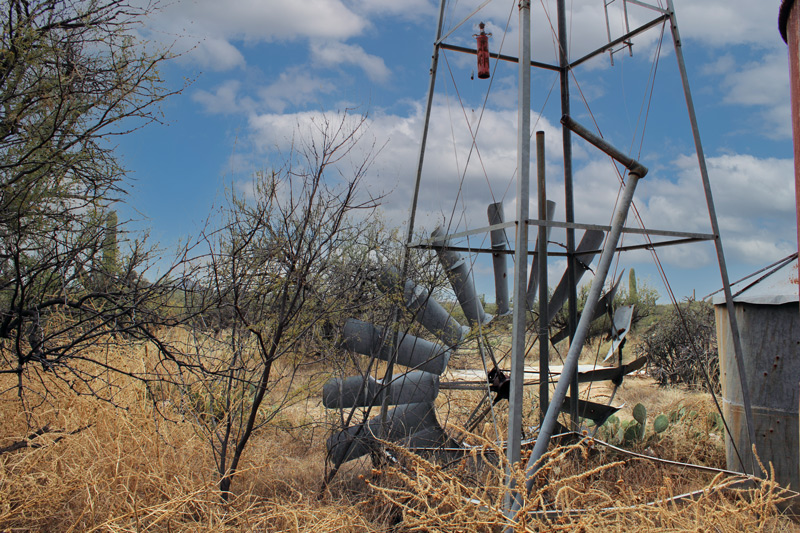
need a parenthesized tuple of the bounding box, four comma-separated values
(0, 0, 184, 408)
(180, 111, 385, 498)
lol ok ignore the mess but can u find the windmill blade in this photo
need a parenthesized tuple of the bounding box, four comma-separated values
(577, 355, 646, 384)
(432, 226, 492, 327)
(561, 396, 621, 426)
(377, 267, 467, 347)
(549, 271, 624, 344)
(341, 318, 452, 375)
(546, 229, 606, 324)
(401, 425, 458, 451)
(603, 304, 634, 362)
(323, 371, 440, 409)
(326, 402, 444, 465)
(487, 202, 511, 316)
(526, 199, 557, 308)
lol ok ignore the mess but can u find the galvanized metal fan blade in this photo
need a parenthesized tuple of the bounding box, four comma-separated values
(432, 225, 492, 327)
(549, 271, 623, 344)
(577, 355, 646, 384)
(401, 425, 457, 451)
(377, 267, 467, 347)
(323, 371, 440, 409)
(341, 318, 451, 375)
(561, 396, 620, 426)
(526, 199, 557, 309)
(487, 202, 511, 316)
(326, 402, 444, 465)
(546, 229, 606, 324)
(603, 304, 634, 362)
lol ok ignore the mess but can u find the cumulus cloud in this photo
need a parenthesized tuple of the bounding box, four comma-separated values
(192, 80, 255, 114)
(144, 0, 368, 69)
(310, 41, 391, 83)
(189, 38, 246, 71)
(717, 51, 791, 138)
(634, 153, 795, 267)
(257, 68, 338, 113)
(671, 0, 783, 48)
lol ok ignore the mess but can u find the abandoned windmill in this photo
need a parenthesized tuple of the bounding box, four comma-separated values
(321, 0, 771, 514)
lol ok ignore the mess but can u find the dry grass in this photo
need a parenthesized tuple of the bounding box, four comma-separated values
(0, 340, 388, 532)
(1, 335, 799, 532)
(369, 435, 799, 532)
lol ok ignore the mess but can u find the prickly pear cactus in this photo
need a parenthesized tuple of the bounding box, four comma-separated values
(653, 414, 669, 434)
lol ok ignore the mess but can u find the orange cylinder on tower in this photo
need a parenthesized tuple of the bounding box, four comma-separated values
(477, 22, 490, 79)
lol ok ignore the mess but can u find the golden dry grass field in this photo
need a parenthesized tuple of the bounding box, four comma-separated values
(1, 333, 798, 532)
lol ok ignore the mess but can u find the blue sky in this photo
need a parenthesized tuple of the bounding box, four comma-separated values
(118, 0, 795, 304)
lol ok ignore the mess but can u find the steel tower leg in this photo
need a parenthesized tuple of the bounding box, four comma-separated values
(665, 0, 759, 477)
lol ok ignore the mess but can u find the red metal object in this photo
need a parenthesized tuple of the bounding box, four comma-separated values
(476, 22, 490, 79)
(779, 0, 800, 302)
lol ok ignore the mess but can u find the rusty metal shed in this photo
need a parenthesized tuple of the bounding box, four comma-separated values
(712, 254, 799, 491)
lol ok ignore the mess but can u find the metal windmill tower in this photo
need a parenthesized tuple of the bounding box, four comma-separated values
(321, 0, 758, 505)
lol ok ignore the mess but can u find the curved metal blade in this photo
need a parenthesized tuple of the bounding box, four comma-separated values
(326, 402, 444, 465)
(341, 318, 452, 375)
(323, 371, 440, 409)
(604, 304, 634, 362)
(377, 267, 467, 347)
(488, 202, 511, 316)
(577, 355, 647, 384)
(432, 225, 492, 327)
(546, 229, 606, 324)
(550, 271, 623, 344)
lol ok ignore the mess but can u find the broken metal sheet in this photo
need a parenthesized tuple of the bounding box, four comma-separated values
(560, 396, 620, 426)
(604, 304, 634, 362)
(550, 272, 624, 344)
(577, 355, 646, 384)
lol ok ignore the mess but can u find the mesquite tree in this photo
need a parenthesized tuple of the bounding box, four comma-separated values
(0, 0, 181, 407)
(182, 111, 384, 498)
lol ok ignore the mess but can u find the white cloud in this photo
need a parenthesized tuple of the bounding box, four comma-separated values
(671, 0, 783, 48)
(172, 0, 366, 42)
(192, 80, 255, 114)
(245, 102, 566, 233)
(310, 41, 391, 83)
(188, 37, 246, 71)
(718, 51, 791, 138)
(145, 0, 369, 69)
(634, 153, 796, 267)
(257, 68, 337, 113)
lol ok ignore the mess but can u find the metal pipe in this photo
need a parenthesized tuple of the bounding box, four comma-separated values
(438, 43, 560, 72)
(488, 202, 511, 316)
(665, 0, 759, 477)
(562, 115, 648, 176)
(507, 167, 645, 522)
(536, 131, 549, 421)
(506, 0, 531, 510)
(557, 0, 579, 430)
(381, 0, 448, 441)
(526, 199, 555, 308)
(410, 218, 712, 245)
